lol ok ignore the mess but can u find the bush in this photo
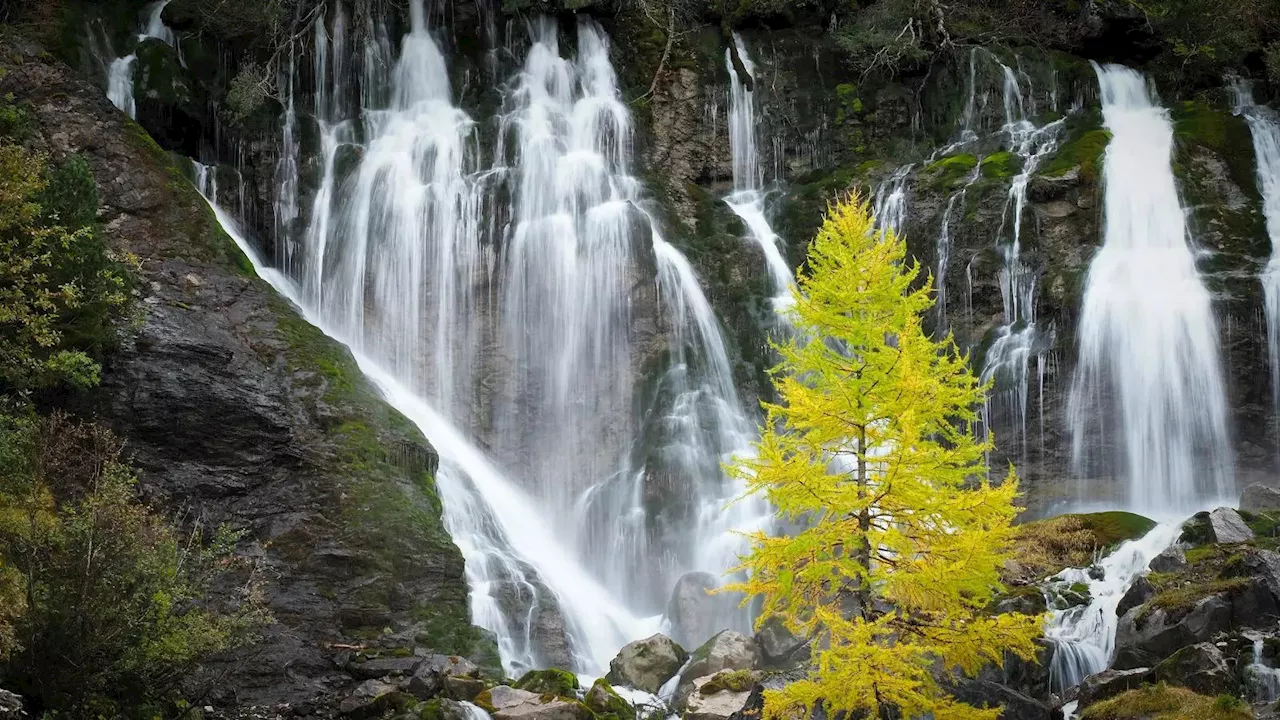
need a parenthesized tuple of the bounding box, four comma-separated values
(0, 141, 135, 394)
(0, 413, 269, 718)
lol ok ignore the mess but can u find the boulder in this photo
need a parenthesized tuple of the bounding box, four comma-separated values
(584, 679, 637, 720)
(339, 679, 409, 718)
(1241, 484, 1280, 513)
(1116, 576, 1155, 618)
(482, 685, 593, 720)
(1075, 668, 1151, 709)
(444, 675, 488, 702)
(347, 655, 422, 680)
(677, 631, 760, 707)
(754, 616, 809, 669)
(419, 699, 487, 720)
(1148, 545, 1186, 573)
(1113, 594, 1233, 669)
(515, 669, 579, 696)
(949, 679, 1053, 720)
(0, 690, 23, 720)
(1150, 642, 1233, 696)
(685, 674, 753, 720)
(606, 633, 688, 693)
(409, 654, 483, 699)
(1209, 507, 1255, 544)
(666, 571, 735, 650)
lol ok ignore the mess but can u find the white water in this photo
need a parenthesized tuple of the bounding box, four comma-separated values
(1067, 64, 1233, 515)
(1043, 523, 1180, 694)
(1230, 79, 1280, 431)
(1247, 637, 1280, 703)
(251, 4, 764, 674)
(99, 0, 179, 118)
(723, 34, 796, 325)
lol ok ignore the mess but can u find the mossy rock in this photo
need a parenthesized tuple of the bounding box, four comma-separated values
(924, 153, 978, 189)
(980, 151, 1022, 181)
(515, 668, 580, 696)
(1180, 512, 1214, 547)
(1040, 127, 1111, 184)
(585, 679, 636, 720)
(699, 670, 757, 695)
(1073, 511, 1159, 547)
(1079, 683, 1252, 719)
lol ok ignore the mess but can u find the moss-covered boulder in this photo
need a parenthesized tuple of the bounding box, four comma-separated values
(584, 679, 636, 720)
(515, 668, 580, 697)
(1079, 683, 1252, 720)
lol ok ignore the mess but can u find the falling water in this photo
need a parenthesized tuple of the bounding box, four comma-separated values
(99, 0, 180, 118)
(1067, 64, 1233, 515)
(872, 164, 913, 238)
(1246, 637, 1280, 703)
(723, 34, 796, 322)
(1042, 524, 1179, 694)
(254, 4, 763, 674)
(1230, 79, 1280, 429)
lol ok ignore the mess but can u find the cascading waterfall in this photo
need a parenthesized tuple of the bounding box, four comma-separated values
(1230, 79, 1280, 432)
(252, 2, 764, 674)
(722, 34, 796, 323)
(1067, 64, 1233, 515)
(98, 0, 179, 119)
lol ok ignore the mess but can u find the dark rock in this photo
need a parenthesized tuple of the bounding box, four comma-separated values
(347, 656, 422, 680)
(0, 690, 24, 720)
(1116, 576, 1156, 618)
(1150, 642, 1234, 696)
(753, 616, 809, 669)
(1075, 667, 1151, 709)
(1241, 484, 1280, 513)
(339, 680, 408, 718)
(1210, 507, 1255, 544)
(1113, 594, 1233, 669)
(606, 634, 687, 693)
(443, 675, 488, 702)
(949, 679, 1054, 720)
(1148, 546, 1186, 573)
(1028, 167, 1080, 202)
(409, 654, 483, 699)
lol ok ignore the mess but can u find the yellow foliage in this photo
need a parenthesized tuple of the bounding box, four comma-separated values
(726, 194, 1043, 720)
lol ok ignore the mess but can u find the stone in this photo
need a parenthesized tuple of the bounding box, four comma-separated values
(1150, 642, 1234, 695)
(584, 679, 637, 720)
(1075, 668, 1151, 709)
(948, 679, 1053, 720)
(606, 633, 688, 693)
(1114, 594, 1233, 669)
(347, 655, 422, 680)
(339, 679, 408, 718)
(483, 686, 593, 720)
(409, 654, 484, 699)
(0, 690, 23, 720)
(1209, 507, 1255, 544)
(676, 631, 760, 707)
(753, 616, 809, 669)
(666, 571, 735, 650)
(1148, 545, 1186, 573)
(443, 674, 488, 702)
(684, 675, 753, 720)
(515, 669, 579, 696)
(1116, 575, 1156, 618)
(1241, 484, 1280, 513)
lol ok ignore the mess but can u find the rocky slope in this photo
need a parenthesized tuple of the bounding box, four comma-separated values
(0, 29, 494, 714)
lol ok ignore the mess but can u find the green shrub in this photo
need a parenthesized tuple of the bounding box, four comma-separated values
(0, 412, 269, 718)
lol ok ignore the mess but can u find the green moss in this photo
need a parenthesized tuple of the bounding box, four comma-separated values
(1239, 510, 1280, 540)
(587, 679, 636, 720)
(980, 151, 1021, 181)
(700, 670, 756, 695)
(516, 669, 579, 696)
(924, 153, 978, 189)
(1172, 100, 1259, 199)
(1138, 578, 1249, 621)
(1040, 128, 1111, 183)
(1073, 511, 1158, 547)
(1080, 683, 1252, 720)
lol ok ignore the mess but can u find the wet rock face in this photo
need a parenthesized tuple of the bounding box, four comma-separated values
(0, 30, 483, 712)
(665, 571, 733, 650)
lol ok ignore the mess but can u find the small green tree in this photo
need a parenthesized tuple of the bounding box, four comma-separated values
(727, 195, 1041, 720)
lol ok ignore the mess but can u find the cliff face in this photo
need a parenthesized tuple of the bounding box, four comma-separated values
(0, 29, 492, 711)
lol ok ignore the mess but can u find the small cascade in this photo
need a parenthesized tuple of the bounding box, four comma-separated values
(1042, 524, 1180, 694)
(107, 56, 137, 118)
(1230, 79, 1280, 434)
(1246, 637, 1280, 703)
(872, 164, 913, 238)
(723, 34, 796, 325)
(97, 0, 181, 118)
(1067, 64, 1234, 515)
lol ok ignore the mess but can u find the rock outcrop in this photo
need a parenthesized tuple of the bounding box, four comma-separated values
(0, 29, 489, 712)
(1241, 484, 1280, 513)
(1209, 507, 1256, 544)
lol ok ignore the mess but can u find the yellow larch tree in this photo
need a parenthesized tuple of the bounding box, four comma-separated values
(727, 194, 1043, 720)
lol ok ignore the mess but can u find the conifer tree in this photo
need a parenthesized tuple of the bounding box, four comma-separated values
(727, 195, 1042, 720)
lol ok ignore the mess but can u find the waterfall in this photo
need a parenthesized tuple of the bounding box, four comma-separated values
(98, 0, 180, 118)
(1067, 64, 1233, 515)
(1042, 524, 1179, 695)
(1230, 79, 1280, 433)
(1247, 636, 1280, 703)
(723, 34, 796, 323)
(246, 2, 763, 675)
(872, 164, 913, 238)
(107, 56, 137, 118)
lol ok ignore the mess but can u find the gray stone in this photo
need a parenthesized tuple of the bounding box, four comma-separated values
(1209, 507, 1255, 544)
(443, 674, 488, 702)
(677, 631, 760, 707)
(409, 654, 483, 698)
(684, 675, 752, 720)
(1148, 545, 1186, 573)
(1114, 594, 1233, 669)
(347, 655, 422, 680)
(339, 679, 407, 718)
(1116, 575, 1155, 618)
(1075, 668, 1151, 710)
(666, 571, 735, 650)
(606, 633, 688, 693)
(1242, 484, 1280, 513)
(1150, 642, 1233, 695)
(486, 686, 593, 720)
(753, 616, 809, 669)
